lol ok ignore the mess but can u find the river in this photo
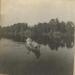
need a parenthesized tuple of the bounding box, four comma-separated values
(0, 38, 74, 75)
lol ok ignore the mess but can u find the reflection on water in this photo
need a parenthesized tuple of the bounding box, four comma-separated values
(6, 33, 75, 51)
(26, 47, 41, 59)
(0, 38, 74, 75)
(32, 34, 74, 50)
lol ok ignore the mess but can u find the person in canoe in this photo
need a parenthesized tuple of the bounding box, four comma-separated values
(25, 37, 41, 58)
(25, 37, 33, 49)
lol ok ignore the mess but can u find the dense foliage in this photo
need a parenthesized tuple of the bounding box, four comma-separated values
(0, 18, 75, 50)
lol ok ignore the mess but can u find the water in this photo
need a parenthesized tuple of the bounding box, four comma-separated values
(0, 38, 74, 75)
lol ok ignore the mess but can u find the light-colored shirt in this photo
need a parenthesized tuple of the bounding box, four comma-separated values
(26, 38, 32, 48)
(26, 38, 40, 49)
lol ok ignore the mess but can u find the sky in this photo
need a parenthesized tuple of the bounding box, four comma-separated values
(0, 0, 75, 26)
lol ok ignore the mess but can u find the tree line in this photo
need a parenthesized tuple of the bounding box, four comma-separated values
(0, 18, 75, 50)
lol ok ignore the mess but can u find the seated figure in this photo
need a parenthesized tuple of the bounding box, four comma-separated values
(26, 37, 40, 50)
(26, 37, 33, 49)
(25, 37, 41, 59)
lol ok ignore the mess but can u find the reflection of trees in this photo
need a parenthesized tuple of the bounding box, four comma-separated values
(1, 23, 28, 42)
(31, 19, 75, 50)
(0, 18, 75, 50)
(26, 47, 40, 59)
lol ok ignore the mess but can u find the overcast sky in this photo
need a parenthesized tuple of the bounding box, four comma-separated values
(1, 0, 75, 26)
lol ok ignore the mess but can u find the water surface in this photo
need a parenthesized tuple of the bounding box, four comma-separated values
(0, 38, 74, 75)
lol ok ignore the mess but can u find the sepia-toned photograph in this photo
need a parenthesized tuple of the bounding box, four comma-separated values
(0, 0, 75, 75)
